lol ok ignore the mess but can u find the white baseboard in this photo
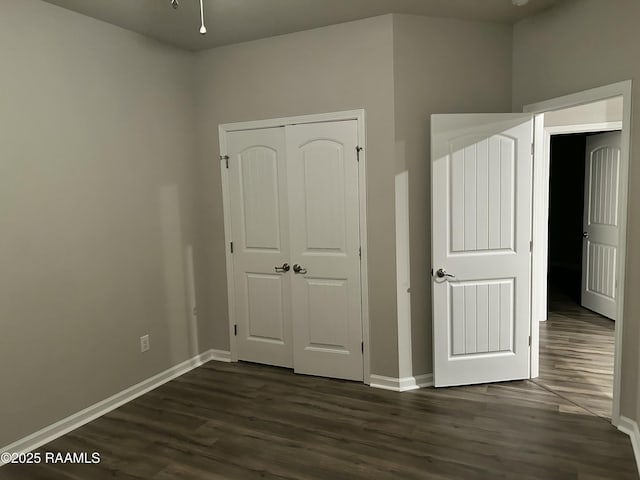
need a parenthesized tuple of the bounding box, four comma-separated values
(369, 374, 404, 391)
(618, 416, 640, 476)
(0, 349, 227, 466)
(210, 349, 232, 362)
(370, 373, 434, 392)
(414, 373, 434, 388)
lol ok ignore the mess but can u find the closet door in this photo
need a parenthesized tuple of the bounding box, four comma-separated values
(227, 127, 293, 368)
(286, 121, 363, 381)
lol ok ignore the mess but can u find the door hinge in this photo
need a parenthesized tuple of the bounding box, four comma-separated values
(356, 146, 363, 162)
(361, 341, 364, 354)
(234, 324, 238, 336)
(530, 240, 533, 252)
(359, 247, 361, 259)
(531, 143, 534, 156)
(528, 335, 531, 346)
(230, 241, 234, 253)
(220, 155, 229, 168)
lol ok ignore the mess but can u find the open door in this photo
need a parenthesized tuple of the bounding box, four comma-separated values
(581, 131, 621, 320)
(432, 114, 533, 387)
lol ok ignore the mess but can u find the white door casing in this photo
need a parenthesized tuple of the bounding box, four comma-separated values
(286, 121, 363, 381)
(432, 114, 533, 387)
(581, 131, 621, 320)
(227, 127, 293, 368)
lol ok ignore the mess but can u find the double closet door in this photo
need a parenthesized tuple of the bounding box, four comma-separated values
(226, 120, 363, 381)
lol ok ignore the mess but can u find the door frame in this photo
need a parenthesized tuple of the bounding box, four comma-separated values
(218, 109, 371, 384)
(536, 121, 622, 325)
(525, 80, 632, 426)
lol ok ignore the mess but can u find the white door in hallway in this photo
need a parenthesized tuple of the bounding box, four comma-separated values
(431, 114, 533, 387)
(227, 127, 293, 368)
(286, 121, 363, 381)
(581, 131, 621, 321)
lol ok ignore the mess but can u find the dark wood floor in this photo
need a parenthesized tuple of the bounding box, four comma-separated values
(536, 288, 615, 419)
(1, 357, 636, 479)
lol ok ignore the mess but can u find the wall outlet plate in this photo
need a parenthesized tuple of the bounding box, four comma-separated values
(140, 334, 150, 353)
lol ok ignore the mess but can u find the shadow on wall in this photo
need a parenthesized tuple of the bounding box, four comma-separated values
(159, 185, 200, 363)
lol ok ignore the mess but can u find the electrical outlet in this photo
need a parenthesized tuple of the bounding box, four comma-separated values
(140, 334, 150, 353)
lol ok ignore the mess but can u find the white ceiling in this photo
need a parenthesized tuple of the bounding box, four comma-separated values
(40, 0, 562, 52)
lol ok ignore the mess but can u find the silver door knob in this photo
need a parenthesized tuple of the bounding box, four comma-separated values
(583, 231, 590, 239)
(293, 264, 307, 275)
(436, 268, 455, 279)
(274, 263, 290, 273)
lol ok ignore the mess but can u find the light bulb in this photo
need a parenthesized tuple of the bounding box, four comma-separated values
(171, 0, 179, 9)
(199, 0, 207, 35)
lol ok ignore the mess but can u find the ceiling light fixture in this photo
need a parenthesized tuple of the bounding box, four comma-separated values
(170, 0, 207, 35)
(512, 0, 530, 5)
(199, 0, 207, 35)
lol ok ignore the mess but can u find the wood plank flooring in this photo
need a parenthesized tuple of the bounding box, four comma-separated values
(1, 359, 636, 479)
(536, 290, 615, 419)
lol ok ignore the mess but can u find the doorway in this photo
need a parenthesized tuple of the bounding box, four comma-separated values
(536, 130, 620, 420)
(526, 83, 631, 426)
(429, 83, 631, 428)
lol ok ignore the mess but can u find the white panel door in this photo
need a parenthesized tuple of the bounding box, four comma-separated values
(581, 131, 621, 320)
(432, 114, 533, 387)
(227, 128, 293, 368)
(286, 121, 363, 381)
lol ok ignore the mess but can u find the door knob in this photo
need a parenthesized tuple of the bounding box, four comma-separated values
(435, 268, 455, 279)
(293, 264, 307, 275)
(583, 231, 590, 239)
(274, 263, 290, 273)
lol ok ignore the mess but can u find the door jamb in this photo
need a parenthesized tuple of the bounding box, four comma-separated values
(218, 109, 371, 384)
(524, 80, 632, 426)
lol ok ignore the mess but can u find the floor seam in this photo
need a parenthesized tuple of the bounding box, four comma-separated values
(528, 378, 612, 425)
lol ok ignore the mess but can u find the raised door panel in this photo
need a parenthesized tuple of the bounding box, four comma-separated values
(305, 279, 349, 352)
(585, 243, 616, 300)
(239, 147, 281, 251)
(450, 135, 515, 253)
(245, 274, 285, 343)
(300, 141, 347, 253)
(587, 146, 620, 228)
(450, 280, 514, 356)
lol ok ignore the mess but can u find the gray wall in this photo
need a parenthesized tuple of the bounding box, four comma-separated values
(513, 0, 640, 421)
(392, 14, 513, 376)
(194, 16, 400, 377)
(0, 0, 200, 447)
(545, 97, 623, 127)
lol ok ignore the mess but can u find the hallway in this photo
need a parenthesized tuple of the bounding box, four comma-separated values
(536, 287, 615, 419)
